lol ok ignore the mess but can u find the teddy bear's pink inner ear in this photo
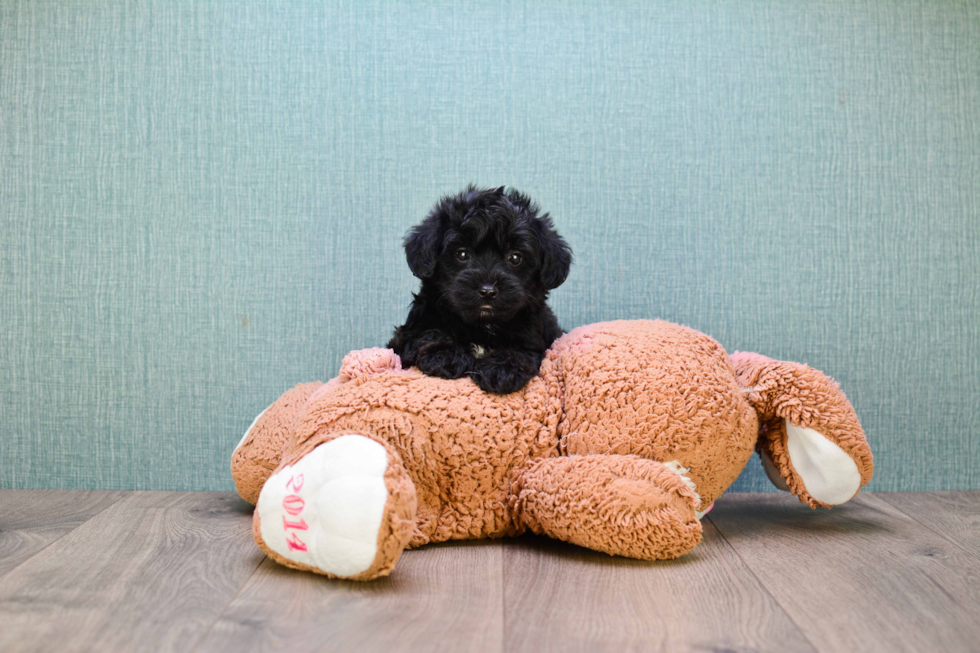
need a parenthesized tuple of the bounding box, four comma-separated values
(782, 420, 863, 505)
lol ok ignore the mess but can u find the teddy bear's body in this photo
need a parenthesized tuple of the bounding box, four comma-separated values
(232, 320, 872, 581)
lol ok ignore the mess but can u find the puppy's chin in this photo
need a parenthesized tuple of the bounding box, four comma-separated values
(476, 307, 503, 324)
(453, 301, 520, 325)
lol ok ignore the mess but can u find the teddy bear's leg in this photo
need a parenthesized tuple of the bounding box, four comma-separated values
(254, 431, 417, 581)
(231, 348, 402, 505)
(512, 454, 703, 560)
(730, 351, 874, 508)
(231, 381, 332, 504)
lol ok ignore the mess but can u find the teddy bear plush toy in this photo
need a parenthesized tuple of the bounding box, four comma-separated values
(231, 320, 873, 581)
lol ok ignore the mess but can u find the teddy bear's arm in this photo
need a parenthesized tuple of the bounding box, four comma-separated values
(511, 454, 703, 560)
(730, 351, 874, 508)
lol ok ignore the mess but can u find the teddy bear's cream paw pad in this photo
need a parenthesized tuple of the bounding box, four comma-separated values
(663, 459, 711, 519)
(784, 419, 861, 505)
(256, 435, 388, 577)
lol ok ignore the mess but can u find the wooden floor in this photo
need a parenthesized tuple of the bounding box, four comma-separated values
(0, 491, 978, 653)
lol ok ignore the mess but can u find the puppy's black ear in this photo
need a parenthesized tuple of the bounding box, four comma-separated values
(533, 216, 572, 290)
(404, 215, 443, 279)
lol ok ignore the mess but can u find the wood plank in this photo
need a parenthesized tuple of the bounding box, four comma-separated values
(709, 492, 980, 653)
(502, 523, 815, 653)
(0, 491, 263, 653)
(877, 491, 980, 560)
(0, 490, 128, 578)
(196, 539, 504, 653)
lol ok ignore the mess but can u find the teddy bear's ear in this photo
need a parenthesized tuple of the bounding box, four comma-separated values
(403, 214, 444, 279)
(760, 419, 864, 506)
(731, 351, 873, 508)
(532, 215, 573, 290)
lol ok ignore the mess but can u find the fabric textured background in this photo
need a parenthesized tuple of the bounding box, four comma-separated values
(1, 0, 977, 491)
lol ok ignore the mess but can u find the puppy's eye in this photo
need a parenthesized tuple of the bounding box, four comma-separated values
(455, 248, 470, 262)
(507, 252, 523, 266)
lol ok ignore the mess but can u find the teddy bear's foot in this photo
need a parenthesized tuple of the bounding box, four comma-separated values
(254, 434, 417, 580)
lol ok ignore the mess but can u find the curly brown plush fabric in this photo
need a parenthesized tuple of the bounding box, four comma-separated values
(513, 455, 703, 560)
(231, 381, 322, 504)
(549, 321, 759, 508)
(232, 320, 873, 580)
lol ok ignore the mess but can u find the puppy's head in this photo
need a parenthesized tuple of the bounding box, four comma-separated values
(404, 186, 572, 325)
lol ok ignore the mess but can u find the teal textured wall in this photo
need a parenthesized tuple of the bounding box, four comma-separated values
(1, 1, 977, 491)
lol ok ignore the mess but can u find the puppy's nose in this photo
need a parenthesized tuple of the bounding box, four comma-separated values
(479, 285, 498, 300)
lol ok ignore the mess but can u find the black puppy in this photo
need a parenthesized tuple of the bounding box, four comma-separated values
(388, 186, 572, 394)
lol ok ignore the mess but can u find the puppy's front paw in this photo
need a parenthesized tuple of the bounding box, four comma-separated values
(470, 364, 533, 395)
(416, 348, 472, 379)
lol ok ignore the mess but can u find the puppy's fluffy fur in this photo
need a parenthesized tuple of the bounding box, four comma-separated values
(388, 186, 572, 394)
